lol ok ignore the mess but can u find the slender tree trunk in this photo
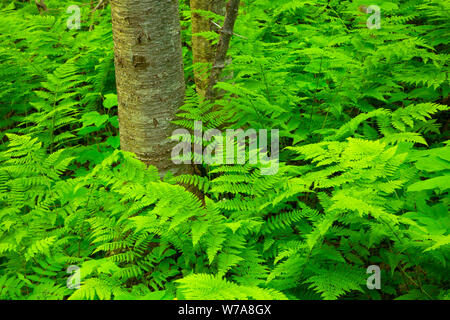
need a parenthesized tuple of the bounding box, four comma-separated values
(110, 0, 189, 177)
(190, 0, 226, 97)
(35, 0, 47, 13)
(206, 0, 240, 100)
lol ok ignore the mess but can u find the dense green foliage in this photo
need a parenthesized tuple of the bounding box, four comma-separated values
(0, 0, 449, 300)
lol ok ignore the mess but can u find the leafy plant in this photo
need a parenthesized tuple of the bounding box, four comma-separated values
(0, 0, 448, 300)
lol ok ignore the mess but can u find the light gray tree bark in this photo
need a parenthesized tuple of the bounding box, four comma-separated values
(110, 0, 189, 176)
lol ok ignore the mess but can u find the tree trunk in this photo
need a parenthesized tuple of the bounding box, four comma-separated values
(190, 0, 226, 97)
(206, 0, 240, 101)
(110, 0, 189, 177)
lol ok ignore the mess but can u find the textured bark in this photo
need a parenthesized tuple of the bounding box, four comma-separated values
(190, 0, 226, 97)
(110, 0, 191, 177)
(206, 0, 240, 101)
